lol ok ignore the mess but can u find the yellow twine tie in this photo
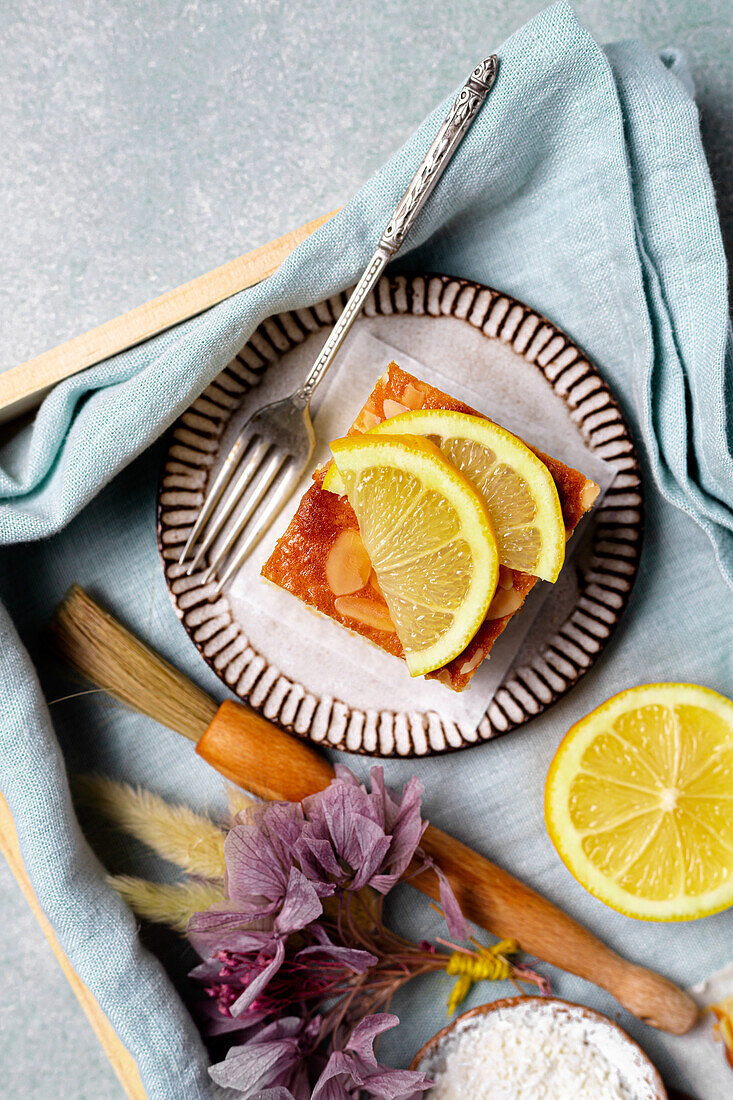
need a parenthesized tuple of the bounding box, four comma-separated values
(446, 939, 519, 1016)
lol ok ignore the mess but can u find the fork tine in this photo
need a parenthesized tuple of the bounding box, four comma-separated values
(185, 437, 271, 575)
(178, 432, 255, 564)
(214, 460, 302, 591)
(202, 450, 288, 583)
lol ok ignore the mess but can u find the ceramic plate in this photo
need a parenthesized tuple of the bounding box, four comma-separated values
(157, 274, 643, 756)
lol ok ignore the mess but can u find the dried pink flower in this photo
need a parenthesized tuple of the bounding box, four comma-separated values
(297, 767, 426, 895)
(192, 928, 378, 1032)
(296, 780, 393, 893)
(188, 766, 542, 1097)
(312, 1014, 432, 1099)
(208, 1015, 318, 1097)
(313, 767, 466, 940)
(209, 1013, 431, 1100)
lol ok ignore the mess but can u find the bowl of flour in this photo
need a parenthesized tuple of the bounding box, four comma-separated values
(411, 996, 667, 1100)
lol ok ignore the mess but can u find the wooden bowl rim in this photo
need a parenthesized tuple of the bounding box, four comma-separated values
(409, 994, 667, 1099)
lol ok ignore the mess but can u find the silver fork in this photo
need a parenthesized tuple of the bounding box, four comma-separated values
(180, 55, 499, 591)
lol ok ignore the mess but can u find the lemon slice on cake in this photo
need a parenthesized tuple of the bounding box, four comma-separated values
(324, 410, 565, 582)
(545, 683, 733, 921)
(329, 434, 498, 677)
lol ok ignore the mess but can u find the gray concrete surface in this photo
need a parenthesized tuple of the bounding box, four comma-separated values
(1, 2, 731, 1098)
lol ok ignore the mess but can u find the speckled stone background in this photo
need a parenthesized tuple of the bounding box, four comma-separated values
(1, 2, 731, 1097)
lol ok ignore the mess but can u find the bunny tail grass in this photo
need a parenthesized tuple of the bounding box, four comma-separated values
(75, 774, 227, 879)
(50, 584, 219, 742)
(109, 875, 225, 933)
(226, 783, 256, 818)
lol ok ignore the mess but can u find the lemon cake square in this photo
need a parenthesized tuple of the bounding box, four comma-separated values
(262, 362, 599, 692)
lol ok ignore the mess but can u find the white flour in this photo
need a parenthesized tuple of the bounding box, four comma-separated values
(422, 1001, 658, 1100)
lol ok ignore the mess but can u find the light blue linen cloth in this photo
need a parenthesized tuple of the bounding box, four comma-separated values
(1, 4, 732, 1097)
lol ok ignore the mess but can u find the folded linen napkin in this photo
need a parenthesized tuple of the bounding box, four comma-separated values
(1, 4, 732, 1098)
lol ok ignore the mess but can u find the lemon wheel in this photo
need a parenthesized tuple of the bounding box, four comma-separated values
(330, 433, 499, 677)
(545, 683, 733, 921)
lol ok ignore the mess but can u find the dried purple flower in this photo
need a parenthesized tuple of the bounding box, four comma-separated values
(226, 802, 304, 901)
(208, 1015, 318, 1098)
(311, 1015, 432, 1099)
(297, 766, 427, 896)
(192, 925, 378, 1032)
(219, 802, 334, 923)
(186, 766, 545, 1097)
(188, 808, 336, 1011)
(321, 766, 466, 940)
(296, 779, 393, 893)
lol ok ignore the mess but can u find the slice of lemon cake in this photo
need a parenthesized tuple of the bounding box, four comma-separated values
(262, 362, 599, 692)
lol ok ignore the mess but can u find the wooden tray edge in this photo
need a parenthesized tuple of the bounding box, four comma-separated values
(0, 792, 148, 1100)
(0, 210, 337, 426)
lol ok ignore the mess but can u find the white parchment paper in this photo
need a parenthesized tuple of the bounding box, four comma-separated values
(228, 330, 616, 735)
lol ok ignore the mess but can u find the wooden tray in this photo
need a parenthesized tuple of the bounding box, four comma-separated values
(0, 212, 332, 1098)
(0, 793, 146, 1098)
(0, 218, 692, 1100)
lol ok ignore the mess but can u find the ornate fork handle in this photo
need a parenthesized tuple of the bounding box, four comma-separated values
(296, 55, 498, 406)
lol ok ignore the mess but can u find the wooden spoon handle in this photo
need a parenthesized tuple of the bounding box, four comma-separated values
(415, 827, 697, 1034)
(197, 701, 698, 1035)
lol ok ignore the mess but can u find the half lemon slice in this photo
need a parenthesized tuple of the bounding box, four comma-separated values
(324, 410, 566, 582)
(330, 434, 498, 677)
(545, 683, 733, 921)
